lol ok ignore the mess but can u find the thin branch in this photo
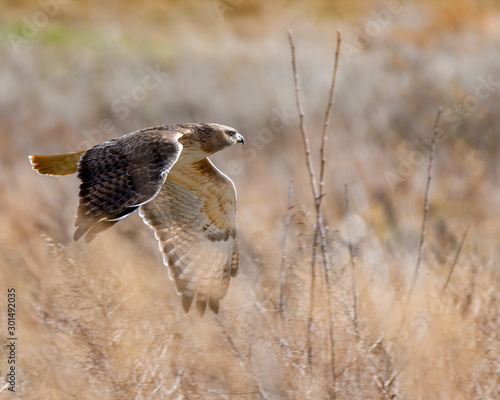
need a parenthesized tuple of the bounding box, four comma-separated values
(306, 229, 318, 365)
(314, 32, 342, 391)
(442, 225, 470, 293)
(289, 29, 341, 397)
(315, 30, 342, 372)
(288, 28, 323, 367)
(287, 29, 319, 201)
(408, 107, 442, 297)
(288, 30, 327, 365)
(279, 179, 294, 320)
(319, 30, 342, 203)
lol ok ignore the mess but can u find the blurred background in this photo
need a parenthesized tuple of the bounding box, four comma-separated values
(1, 0, 499, 398)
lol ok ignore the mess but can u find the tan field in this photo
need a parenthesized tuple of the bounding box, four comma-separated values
(0, 1, 499, 398)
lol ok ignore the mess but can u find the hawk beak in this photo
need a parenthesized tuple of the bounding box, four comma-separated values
(235, 133, 245, 145)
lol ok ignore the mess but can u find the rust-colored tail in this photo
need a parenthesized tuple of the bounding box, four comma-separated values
(29, 150, 86, 176)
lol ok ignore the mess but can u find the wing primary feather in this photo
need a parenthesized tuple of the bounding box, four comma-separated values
(139, 158, 239, 315)
(196, 298, 208, 316)
(73, 219, 95, 242)
(182, 294, 194, 314)
(208, 297, 219, 314)
(84, 220, 119, 243)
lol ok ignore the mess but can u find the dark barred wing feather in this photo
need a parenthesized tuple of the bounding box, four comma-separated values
(74, 129, 183, 242)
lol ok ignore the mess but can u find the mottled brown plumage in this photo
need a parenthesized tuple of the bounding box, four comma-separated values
(29, 123, 244, 315)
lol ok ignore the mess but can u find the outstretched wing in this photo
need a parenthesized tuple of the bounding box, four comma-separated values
(139, 158, 239, 316)
(74, 128, 184, 242)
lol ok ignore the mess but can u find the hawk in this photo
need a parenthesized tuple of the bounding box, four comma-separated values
(29, 123, 245, 316)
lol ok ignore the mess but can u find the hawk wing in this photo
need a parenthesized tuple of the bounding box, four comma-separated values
(74, 128, 184, 242)
(139, 158, 239, 316)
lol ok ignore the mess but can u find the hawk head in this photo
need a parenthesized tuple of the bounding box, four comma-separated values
(180, 123, 244, 155)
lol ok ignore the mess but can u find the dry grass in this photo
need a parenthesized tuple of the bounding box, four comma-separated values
(1, 1, 499, 399)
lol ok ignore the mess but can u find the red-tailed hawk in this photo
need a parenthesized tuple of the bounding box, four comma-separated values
(29, 123, 245, 316)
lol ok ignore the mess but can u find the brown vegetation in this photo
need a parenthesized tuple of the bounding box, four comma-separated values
(0, 1, 499, 398)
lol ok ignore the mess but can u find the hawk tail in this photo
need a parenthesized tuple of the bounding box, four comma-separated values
(29, 150, 86, 176)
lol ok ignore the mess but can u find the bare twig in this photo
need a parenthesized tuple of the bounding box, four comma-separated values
(288, 29, 326, 367)
(407, 107, 442, 298)
(279, 179, 294, 320)
(308, 28, 341, 366)
(288, 30, 342, 396)
(442, 225, 470, 293)
(288, 30, 319, 201)
(319, 30, 342, 204)
(306, 229, 318, 365)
